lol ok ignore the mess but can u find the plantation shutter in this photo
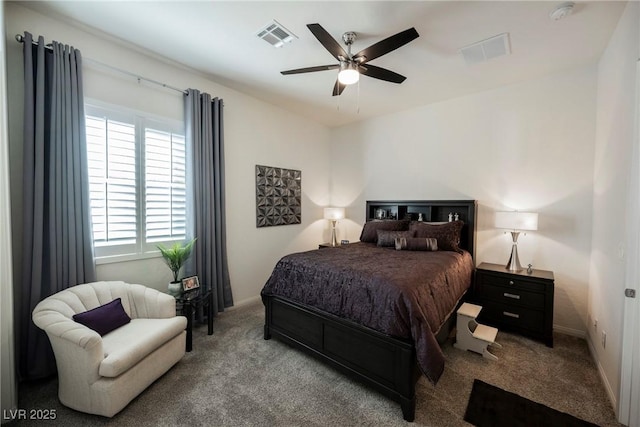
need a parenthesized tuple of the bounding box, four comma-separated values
(144, 127, 186, 244)
(86, 113, 137, 255)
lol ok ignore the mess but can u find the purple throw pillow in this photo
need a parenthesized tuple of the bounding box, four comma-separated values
(72, 298, 131, 336)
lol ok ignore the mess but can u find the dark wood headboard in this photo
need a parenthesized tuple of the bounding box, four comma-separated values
(365, 200, 477, 258)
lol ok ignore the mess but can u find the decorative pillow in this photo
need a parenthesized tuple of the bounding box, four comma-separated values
(395, 237, 438, 251)
(410, 220, 464, 253)
(72, 298, 131, 336)
(359, 219, 410, 243)
(377, 230, 415, 247)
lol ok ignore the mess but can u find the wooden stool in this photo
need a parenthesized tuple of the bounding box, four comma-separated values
(454, 303, 501, 360)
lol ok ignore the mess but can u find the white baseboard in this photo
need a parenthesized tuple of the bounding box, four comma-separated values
(228, 295, 261, 310)
(553, 324, 586, 338)
(556, 326, 619, 417)
(586, 334, 618, 418)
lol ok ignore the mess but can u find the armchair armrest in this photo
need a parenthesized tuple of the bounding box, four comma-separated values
(127, 284, 177, 319)
(33, 299, 102, 349)
(33, 301, 104, 384)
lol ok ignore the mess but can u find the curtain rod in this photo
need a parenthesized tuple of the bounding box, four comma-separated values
(15, 34, 187, 95)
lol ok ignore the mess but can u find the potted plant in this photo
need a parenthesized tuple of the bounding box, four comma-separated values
(157, 238, 196, 297)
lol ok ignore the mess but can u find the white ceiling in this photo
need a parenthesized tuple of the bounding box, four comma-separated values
(22, 1, 626, 127)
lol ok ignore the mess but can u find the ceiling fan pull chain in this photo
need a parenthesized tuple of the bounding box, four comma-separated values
(357, 78, 360, 114)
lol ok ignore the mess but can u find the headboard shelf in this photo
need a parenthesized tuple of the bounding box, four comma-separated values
(366, 200, 477, 258)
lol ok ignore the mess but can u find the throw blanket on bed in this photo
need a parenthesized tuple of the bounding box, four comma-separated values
(261, 242, 474, 384)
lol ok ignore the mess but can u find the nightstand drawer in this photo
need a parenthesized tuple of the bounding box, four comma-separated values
(478, 273, 547, 293)
(478, 302, 545, 334)
(476, 283, 545, 309)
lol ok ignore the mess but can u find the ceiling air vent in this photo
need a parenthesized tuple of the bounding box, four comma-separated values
(257, 20, 297, 48)
(459, 33, 511, 65)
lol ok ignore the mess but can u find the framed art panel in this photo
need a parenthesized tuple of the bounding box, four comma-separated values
(256, 165, 301, 227)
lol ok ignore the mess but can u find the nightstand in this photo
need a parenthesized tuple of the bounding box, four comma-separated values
(474, 262, 554, 347)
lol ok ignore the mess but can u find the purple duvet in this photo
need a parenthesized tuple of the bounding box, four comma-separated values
(261, 242, 474, 383)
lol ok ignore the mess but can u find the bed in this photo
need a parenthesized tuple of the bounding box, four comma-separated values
(261, 200, 477, 421)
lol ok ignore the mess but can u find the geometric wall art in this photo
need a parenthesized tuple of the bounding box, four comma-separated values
(255, 165, 302, 227)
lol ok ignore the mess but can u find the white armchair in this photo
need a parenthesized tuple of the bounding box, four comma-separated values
(32, 281, 187, 417)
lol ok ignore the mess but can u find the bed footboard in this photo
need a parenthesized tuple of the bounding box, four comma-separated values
(263, 295, 420, 422)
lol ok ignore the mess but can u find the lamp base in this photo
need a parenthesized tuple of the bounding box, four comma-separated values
(505, 243, 523, 272)
(330, 220, 338, 247)
(505, 231, 523, 272)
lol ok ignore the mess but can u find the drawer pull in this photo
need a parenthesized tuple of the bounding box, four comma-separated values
(509, 280, 514, 285)
(503, 292, 520, 300)
(503, 311, 520, 319)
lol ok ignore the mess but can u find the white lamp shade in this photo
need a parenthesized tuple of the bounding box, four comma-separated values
(324, 207, 345, 221)
(495, 211, 538, 231)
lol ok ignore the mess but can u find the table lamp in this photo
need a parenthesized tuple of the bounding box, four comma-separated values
(495, 211, 538, 271)
(324, 207, 345, 247)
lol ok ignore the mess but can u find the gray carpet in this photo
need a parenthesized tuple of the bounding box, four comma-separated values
(17, 301, 621, 426)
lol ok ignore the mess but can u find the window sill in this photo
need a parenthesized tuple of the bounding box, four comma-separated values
(95, 251, 162, 265)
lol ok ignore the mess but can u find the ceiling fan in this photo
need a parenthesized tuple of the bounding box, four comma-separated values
(281, 23, 419, 96)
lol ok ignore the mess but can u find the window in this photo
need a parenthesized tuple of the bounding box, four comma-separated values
(85, 103, 186, 261)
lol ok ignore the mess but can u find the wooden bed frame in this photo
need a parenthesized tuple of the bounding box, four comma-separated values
(262, 200, 477, 422)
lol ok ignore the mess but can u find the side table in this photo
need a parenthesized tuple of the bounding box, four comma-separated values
(176, 289, 214, 352)
(474, 262, 555, 347)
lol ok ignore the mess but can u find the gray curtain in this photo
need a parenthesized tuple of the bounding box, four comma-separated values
(184, 89, 233, 313)
(19, 32, 96, 380)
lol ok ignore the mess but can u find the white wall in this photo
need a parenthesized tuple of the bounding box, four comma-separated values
(0, 1, 17, 421)
(330, 66, 597, 336)
(5, 3, 332, 309)
(589, 0, 640, 413)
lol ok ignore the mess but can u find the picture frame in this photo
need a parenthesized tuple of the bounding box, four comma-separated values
(181, 275, 200, 291)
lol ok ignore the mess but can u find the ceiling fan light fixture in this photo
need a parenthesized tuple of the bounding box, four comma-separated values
(338, 62, 359, 85)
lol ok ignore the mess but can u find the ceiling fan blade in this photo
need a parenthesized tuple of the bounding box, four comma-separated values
(281, 64, 339, 75)
(359, 64, 406, 83)
(307, 23, 349, 61)
(332, 79, 346, 96)
(353, 27, 419, 64)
